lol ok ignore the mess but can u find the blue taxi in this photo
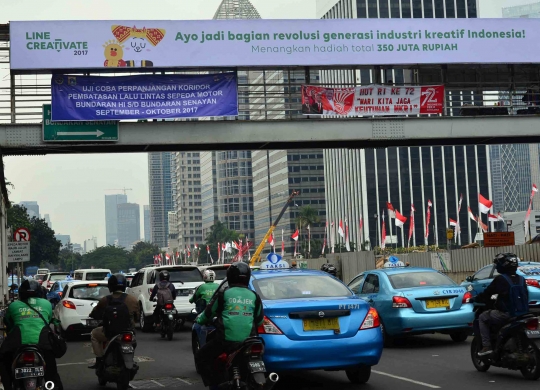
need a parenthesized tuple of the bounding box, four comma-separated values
(461, 261, 540, 312)
(192, 259, 383, 384)
(348, 266, 474, 345)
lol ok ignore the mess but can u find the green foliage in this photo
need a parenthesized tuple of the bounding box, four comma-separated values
(80, 245, 130, 272)
(205, 221, 239, 262)
(129, 241, 160, 269)
(58, 247, 82, 271)
(295, 206, 320, 229)
(7, 205, 61, 267)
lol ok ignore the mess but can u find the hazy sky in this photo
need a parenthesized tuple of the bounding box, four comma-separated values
(0, 0, 533, 247)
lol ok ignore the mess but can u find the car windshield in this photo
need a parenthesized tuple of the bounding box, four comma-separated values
(34, 275, 46, 281)
(51, 274, 70, 281)
(252, 275, 352, 300)
(210, 268, 228, 280)
(389, 272, 456, 289)
(84, 272, 109, 280)
(519, 265, 540, 276)
(163, 268, 202, 283)
(69, 284, 109, 300)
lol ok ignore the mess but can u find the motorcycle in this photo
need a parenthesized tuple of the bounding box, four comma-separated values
(158, 300, 177, 341)
(470, 302, 540, 379)
(12, 345, 46, 390)
(86, 318, 139, 390)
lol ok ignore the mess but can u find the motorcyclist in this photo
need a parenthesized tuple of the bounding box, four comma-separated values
(475, 253, 529, 356)
(189, 269, 219, 312)
(0, 280, 64, 390)
(321, 263, 338, 277)
(149, 270, 177, 326)
(88, 274, 139, 369)
(194, 262, 264, 389)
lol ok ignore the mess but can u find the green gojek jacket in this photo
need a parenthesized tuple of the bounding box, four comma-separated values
(196, 285, 264, 342)
(5, 298, 54, 345)
(189, 281, 220, 304)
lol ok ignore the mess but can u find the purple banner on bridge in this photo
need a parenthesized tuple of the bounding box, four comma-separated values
(51, 73, 238, 121)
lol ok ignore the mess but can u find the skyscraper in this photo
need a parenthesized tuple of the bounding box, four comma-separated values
(117, 203, 140, 249)
(54, 234, 70, 248)
(19, 201, 39, 219)
(201, 152, 218, 238)
(213, 0, 261, 19)
(319, 0, 490, 248)
(44, 214, 52, 229)
(148, 152, 176, 248)
(105, 194, 127, 246)
(84, 237, 97, 254)
(143, 205, 151, 242)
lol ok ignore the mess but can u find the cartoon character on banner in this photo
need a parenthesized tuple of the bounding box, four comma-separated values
(110, 25, 166, 68)
(103, 40, 127, 67)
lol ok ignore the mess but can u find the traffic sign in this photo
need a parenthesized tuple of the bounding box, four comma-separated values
(8, 242, 30, 263)
(42, 104, 119, 142)
(446, 228, 454, 240)
(13, 227, 30, 242)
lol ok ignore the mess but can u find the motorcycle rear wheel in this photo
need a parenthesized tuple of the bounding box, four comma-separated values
(116, 368, 130, 390)
(98, 376, 107, 386)
(520, 343, 540, 380)
(167, 325, 174, 341)
(470, 336, 491, 372)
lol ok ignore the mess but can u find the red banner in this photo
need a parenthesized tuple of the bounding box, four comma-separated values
(302, 84, 444, 116)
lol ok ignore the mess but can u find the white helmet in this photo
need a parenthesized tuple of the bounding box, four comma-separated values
(203, 269, 216, 282)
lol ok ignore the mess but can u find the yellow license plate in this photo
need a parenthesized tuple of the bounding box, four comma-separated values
(303, 318, 340, 331)
(426, 299, 450, 309)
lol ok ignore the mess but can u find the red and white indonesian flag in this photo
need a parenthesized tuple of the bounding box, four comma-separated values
(281, 229, 285, 257)
(206, 245, 210, 254)
(425, 200, 432, 239)
(497, 212, 504, 221)
(395, 210, 407, 227)
(338, 220, 345, 238)
(449, 218, 457, 227)
(301, 84, 444, 116)
(468, 207, 478, 222)
(291, 229, 299, 241)
(381, 214, 386, 249)
(408, 204, 415, 246)
(345, 220, 351, 252)
(268, 233, 274, 247)
(478, 194, 493, 214)
(386, 202, 396, 218)
(479, 220, 489, 233)
(165, 253, 171, 265)
(488, 213, 499, 222)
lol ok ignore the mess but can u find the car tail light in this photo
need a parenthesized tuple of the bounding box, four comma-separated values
(88, 283, 98, 287)
(360, 307, 380, 330)
(217, 353, 228, 362)
(58, 292, 63, 297)
(257, 316, 283, 335)
(392, 296, 412, 308)
(165, 303, 174, 310)
(246, 343, 264, 356)
(526, 318, 539, 331)
(62, 300, 76, 310)
(526, 279, 540, 288)
(148, 288, 154, 295)
(122, 333, 133, 342)
(462, 291, 473, 304)
(22, 352, 35, 364)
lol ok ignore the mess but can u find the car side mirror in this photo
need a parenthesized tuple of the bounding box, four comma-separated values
(465, 276, 474, 282)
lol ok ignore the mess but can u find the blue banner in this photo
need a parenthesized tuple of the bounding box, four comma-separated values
(51, 73, 238, 121)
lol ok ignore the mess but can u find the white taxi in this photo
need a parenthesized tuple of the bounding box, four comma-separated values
(54, 281, 109, 338)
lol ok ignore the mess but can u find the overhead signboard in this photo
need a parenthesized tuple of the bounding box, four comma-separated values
(8, 19, 538, 70)
(302, 84, 444, 116)
(8, 242, 30, 263)
(43, 104, 119, 141)
(484, 232, 515, 247)
(51, 73, 238, 121)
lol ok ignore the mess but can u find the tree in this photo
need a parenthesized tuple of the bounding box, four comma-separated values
(7, 205, 61, 267)
(205, 221, 239, 263)
(129, 241, 160, 269)
(295, 206, 321, 258)
(58, 247, 83, 272)
(80, 245, 130, 272)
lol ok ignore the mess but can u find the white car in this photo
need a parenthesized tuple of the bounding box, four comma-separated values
(126, 265, 203, 332)
(54, 281, 109, 338)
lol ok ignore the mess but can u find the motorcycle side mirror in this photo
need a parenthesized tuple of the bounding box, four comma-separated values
(465, 276, 474, 282)
(191, 308, 198, 315)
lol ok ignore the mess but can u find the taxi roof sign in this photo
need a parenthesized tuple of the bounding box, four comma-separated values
(384, 256, 405, 268)
(261, 253, 289, 270)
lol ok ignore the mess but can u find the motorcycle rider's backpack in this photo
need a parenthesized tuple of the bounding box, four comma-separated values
(501, 274, 529, 317)
(156, 282, 173, 306)
(103, 293, 132, 339)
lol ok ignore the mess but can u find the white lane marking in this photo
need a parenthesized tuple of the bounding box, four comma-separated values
(57, 362, 89, 366)
(129, 383, 138, 389)
(372, 370, 441, 389)
(150, 380, 165, 387)
(176, 377, 192, 385)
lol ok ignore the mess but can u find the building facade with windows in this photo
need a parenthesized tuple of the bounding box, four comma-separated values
(143, 205, 151, 242)
(105, 194, 127, 246)
(117, 203, 140, 249)
(148, 152, 176, 248)
(319, 0, 492, 248)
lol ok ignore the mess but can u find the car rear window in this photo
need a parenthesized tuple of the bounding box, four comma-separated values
(69, 284, 109, 300)
(519, 265, 540, 276)
(252, 275, 352, 300)
(84, 272, 109, 280)
(34, 275, 45, 281)
(210, 268, 228, 280)
(389, 272, 456, 289)
(163, 268, 202, 283)
(51, 274, 70, 281)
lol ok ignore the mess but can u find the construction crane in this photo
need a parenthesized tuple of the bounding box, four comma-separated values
(250, 190, 300, 266)
(105, 188, 133, 195)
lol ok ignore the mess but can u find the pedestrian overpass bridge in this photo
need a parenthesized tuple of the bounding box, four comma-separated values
(0, 114, 537, 155)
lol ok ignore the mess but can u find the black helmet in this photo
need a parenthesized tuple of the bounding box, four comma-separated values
(494, 253, 519, 275)
(321, 263, 337, 276)
(227, 262, 251, 286)
(159, 270, 170, 282)
(19, 279, 40, 301)
(108, 273, 127, 293)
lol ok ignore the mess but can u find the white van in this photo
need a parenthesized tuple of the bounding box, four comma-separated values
(37, 268, 49, 275)
(73, 268, 111, 281)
